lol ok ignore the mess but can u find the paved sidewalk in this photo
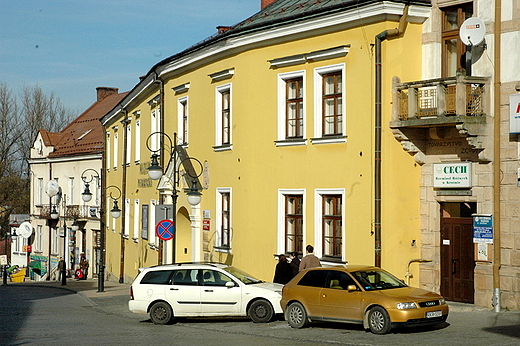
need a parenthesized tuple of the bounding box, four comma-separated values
(7, 278, 130, 299)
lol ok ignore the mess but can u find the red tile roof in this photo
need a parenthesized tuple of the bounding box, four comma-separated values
(42, 90, 128, 158)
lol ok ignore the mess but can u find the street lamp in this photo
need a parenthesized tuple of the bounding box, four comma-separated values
(46, 180, 67, 286)
(80, 168, 121, 292)
(146, 132, 203, 264)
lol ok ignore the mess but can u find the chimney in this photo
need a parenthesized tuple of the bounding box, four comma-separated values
(96, 87, 119, 102)
(261, 0, 278, 10)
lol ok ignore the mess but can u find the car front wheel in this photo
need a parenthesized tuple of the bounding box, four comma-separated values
(368, 306, 392, 334)
(149, 301, 174, 325)
(286, 302, 309, 329)
(248, 299, 274, 323)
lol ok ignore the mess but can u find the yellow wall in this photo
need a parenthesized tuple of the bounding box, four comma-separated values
(104, 18, 424, 284)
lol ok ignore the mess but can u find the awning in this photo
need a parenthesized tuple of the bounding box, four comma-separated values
(29, 260, 47, 277)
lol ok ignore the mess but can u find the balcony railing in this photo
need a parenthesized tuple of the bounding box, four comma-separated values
(392, 72, 489, 125)
(35, 204, 99, 220)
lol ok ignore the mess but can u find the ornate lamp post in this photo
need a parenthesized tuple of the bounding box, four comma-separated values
(146, 132, 203, 264)
(46, 180, 67, 286)
(81, 168, 121, 293)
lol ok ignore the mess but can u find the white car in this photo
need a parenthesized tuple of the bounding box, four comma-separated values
(129, 263, 284, 324)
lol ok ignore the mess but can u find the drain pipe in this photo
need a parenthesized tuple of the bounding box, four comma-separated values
(374, 5, 409, 267)
(492, 0, 502, 313)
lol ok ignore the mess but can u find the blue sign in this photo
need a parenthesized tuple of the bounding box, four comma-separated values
(473, 215, 493, 244)
(156, 219, 175, 241)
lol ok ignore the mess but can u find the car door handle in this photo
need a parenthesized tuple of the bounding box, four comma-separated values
(204, 289, 214, 292)
(170, 288, 179, 291)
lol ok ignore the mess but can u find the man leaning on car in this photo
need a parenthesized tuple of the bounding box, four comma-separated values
(299, 245, 321, 271)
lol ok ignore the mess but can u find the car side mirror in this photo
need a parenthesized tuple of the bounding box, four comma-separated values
(347, 285, 358, 292)
(225, 281, 236, 288)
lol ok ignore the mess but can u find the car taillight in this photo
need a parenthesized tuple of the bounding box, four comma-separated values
(130, 286, 134, 300)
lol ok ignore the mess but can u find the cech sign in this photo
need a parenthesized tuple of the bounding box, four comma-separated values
(433, 163, 472, 188)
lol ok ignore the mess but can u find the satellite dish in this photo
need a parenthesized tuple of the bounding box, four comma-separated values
(460, 17, 486, 46)
(18, 221, 33, 239)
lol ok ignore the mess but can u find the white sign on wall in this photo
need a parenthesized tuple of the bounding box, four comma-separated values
(433, 163, 472, 188)
(510, 93, 520, 134)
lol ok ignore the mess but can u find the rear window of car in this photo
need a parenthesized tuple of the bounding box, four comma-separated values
(297, 270, 327, 288)
(140, 270, 173, 284)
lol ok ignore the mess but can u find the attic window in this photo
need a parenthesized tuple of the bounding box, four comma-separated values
(77, 129, 92, 140)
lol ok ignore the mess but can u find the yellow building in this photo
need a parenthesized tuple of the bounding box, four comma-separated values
(101, 0, 430, 285)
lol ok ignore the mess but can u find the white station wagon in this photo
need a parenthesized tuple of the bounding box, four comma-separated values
(129, 263, 283, 324)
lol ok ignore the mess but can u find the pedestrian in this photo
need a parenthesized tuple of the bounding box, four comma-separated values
(273, 254, 293, 284)
(57, 257, 65, 281)
(289, 252, 300, 277)
(79, 254, 89, 280)
(299, 245, 321, 272)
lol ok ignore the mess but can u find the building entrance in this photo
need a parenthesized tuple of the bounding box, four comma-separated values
(440, 202, 475, 303)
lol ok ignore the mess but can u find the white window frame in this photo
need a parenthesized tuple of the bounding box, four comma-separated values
(36, 225, 43, 252)
(313, 64, 346, 144)
(124, 198, 130, 238)
(37, 178, 43, 205)
(135, 119, 141, 163)
(133, 199, 139, 241)
(106, 132, 111, 172)
(215, 188, 231, 252)
(126, 123, 132, 166)
(178, 96, 189, 145)
(313, 188, 345, 260)
(69, 177, 74, 205)
(277, 189, 306, 255)
(113, 130, 119, 170)
(149, 199, 157, 248)
(52, 228, 59, 254)
(276, 71, 306, 146)
(215, 84, 232, 150)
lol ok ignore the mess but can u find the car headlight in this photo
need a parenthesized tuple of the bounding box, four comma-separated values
(397, 302, 417, 309)
(439, 298, 446, 305)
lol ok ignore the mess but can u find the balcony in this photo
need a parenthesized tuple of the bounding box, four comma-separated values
(35, 205, 99, 220)
(390, 72, 492, 164)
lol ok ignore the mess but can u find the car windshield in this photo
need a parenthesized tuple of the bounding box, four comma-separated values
(223, 266, 263, 284)
(351, 269, 407, 291)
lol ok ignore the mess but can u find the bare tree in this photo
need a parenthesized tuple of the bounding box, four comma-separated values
(0, 84, 75, 238)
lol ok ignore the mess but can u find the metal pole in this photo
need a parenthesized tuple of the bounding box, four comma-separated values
(61, 220, 67, 286)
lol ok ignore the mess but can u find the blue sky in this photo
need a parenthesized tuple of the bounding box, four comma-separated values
(0, 0, 260, 113)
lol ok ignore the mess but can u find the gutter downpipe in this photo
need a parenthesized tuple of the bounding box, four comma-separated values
(119, 107, 128, 284)
(374, 5, 408, 267)
(153, 71, 165, 265)
(492, 0, 502, 313)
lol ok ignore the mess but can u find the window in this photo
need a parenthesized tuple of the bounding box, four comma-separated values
(322, 195, 342, 258)
(326, 270, 358, 290)
(322, 72, 343, 136)
(171, 269, 199, 285)
(141, 204, 149, 240)
(106, 132, 111, 172)
(134, 112, 141, 163)
(37, 178, 43, 205)
(133, 199, 139, 241)
(52, 228, 59, 254)
(36, 225, 43, 252)
(285, 195, 303, 254)
(178, 97, 188, 145)
(297, 270, 327, 288)
(202, 269, 234, 287)
(314, 65, 345, 142)
(124, 198, 130, 238)
(216, 189, 231, 250)
(215, 84, 232, 149)
(69, 177, 74, 205)
(113, 130, 118, 170)
(140, 270, 173, 285)
(126, 123, 132, 166)
(277, 71, 306, 146)
(149, 199, 157, 247)
(441, 4, 473, 77)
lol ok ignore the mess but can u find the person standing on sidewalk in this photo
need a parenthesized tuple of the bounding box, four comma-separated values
(299, 245, 321, 272)
(57, 257, 65, 281)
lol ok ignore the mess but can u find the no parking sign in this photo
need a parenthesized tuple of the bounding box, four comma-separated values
(156, 219, 174, 241)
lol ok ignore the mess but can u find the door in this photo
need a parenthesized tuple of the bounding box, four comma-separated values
(165, 268, 202, 316)
(199, 269, 242, 316)
(319, 270, 362, 322)
(440, 217, 475, 303)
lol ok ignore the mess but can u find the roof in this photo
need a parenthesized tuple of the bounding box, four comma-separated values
(43, 91, 128, 158)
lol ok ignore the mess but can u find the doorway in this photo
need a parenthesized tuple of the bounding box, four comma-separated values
(440, 202, 475, 303)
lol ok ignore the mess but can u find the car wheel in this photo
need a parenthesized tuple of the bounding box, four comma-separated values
(248, 299, 274, 323)
(368, 306, 392, 334)
(149, 301, 174, 325)
(286, 302, 309, 329)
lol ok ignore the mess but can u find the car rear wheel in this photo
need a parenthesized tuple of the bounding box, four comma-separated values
(248, 299, 274, 323)
(287, 302, 309, 329)
(149, 301, 174, 325)
(368, 306, 392, 334)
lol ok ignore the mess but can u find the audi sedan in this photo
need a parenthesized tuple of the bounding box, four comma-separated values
(129, 263, 283, 324)
(280, 265, 448, 334)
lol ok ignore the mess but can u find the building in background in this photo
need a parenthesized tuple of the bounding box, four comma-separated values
(28, 87, 127, 281)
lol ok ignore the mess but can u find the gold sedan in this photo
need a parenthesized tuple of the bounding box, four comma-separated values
(280, 265, 449, 334)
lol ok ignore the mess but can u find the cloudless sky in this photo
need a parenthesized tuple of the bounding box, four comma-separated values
(0, 0, 260, 113)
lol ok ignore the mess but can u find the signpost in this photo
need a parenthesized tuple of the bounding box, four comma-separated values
(156, 219, 174, 241)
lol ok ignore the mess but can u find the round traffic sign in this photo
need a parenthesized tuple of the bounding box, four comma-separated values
(156, 219, 174, 241)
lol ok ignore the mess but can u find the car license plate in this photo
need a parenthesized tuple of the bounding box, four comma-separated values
(426, 310, 442, 318)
